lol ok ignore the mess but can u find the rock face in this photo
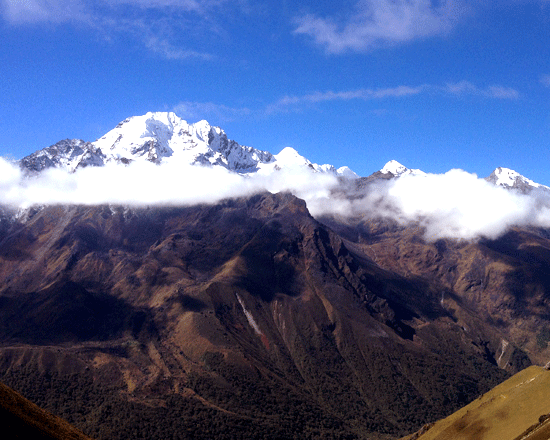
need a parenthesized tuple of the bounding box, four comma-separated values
(19, 139, 106, 172)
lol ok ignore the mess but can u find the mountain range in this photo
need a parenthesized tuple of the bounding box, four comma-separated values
(18, 112, 357, 178)
(16, 111, 546, 193)
(1, 112, 550, 439)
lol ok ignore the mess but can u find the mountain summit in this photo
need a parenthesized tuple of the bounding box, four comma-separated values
(17, 112, 549, 194)
(485, 166, 549, 193)
(380, 160, 426, 177)
(19, 112, 357, 178)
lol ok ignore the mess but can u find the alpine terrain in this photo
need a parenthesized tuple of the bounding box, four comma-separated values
(1, 112, 550, 439)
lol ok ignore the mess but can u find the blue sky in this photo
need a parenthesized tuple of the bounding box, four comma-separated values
(1, 0, 550, 182)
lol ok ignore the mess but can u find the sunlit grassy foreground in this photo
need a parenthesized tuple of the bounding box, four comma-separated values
(401, 365, 550, 440)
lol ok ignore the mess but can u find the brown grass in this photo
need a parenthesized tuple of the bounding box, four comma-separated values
(401, 366, 550, 440)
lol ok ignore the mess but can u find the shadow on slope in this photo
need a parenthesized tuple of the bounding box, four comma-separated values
(0, 280, 151, 344)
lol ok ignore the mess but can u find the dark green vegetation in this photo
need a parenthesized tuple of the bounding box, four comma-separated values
(0, 375, 92, 440)
(0, 190, 549, 438)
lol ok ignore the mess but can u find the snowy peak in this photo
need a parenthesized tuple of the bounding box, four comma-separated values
(381, 160, 408, 176)
(272, 147, 312, 169)
(486, 167, 548, 193)
(95, 112, 208, 165)
(19, 139, 106, 173)
(18, 112, 358, 178)
(94, 111, 277, 172)
(256, 147, 358, 178)
(380, 160, 425, 177)
(21, 112, 277, 173)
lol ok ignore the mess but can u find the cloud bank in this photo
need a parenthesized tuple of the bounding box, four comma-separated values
(2, 157, 550, 242)
(310, 169, 550, 241)
(0, 156, 337, 210)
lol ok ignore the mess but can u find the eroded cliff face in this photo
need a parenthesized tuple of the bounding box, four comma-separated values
(0, 192, 541, 439)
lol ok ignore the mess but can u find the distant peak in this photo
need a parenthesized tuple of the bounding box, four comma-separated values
(487, 167, 543, 191)
(337, 166, 359, 179)
(381, 160, 408, 175)
(380, 160, 426, 178)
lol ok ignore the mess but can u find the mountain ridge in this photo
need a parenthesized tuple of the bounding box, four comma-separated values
(19, 112, 357, 178)
(15, 112, 545, 193)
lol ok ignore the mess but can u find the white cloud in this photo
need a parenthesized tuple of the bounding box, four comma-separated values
(0, 0, 89, 24)
(383, 170, 542, 240)
(309, 169, 550, 241)
(3, 156, 550, 242)
(294, 0, 465, 54)
(0, 156, 339, 211)
(265, 81, 519, 114)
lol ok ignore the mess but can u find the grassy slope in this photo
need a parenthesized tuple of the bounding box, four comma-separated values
(401, 366, 550, 440)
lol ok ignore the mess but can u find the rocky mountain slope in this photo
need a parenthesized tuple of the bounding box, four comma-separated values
(0, 189, 545, 439)
(2, 114, 550, 439)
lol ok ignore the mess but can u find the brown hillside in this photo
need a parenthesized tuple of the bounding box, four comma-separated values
(400, 366, 550, 440)
(1, 191, 550, 438)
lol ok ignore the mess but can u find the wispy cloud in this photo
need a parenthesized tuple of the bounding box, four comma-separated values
(0, 0, 229, 61)
(265, 85, 426, 114)
(145, 37, 213, 60)
(107, 0, 206, 13)
(0, 0, 90, 24)
(265, 81, 519, 114)
(293, 0, 466, 54)
(0, 0, 227, 24)
(540, 74, 550, 87)
(444, 81, 520, 99)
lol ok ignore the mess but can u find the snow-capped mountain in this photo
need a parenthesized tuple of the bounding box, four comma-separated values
(377, 161, 548, 194)
(19, 112, 357, 178)
(485, 167, 549, 193)
(17, 112, 548, 195)
(379, 160, 426, 177)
